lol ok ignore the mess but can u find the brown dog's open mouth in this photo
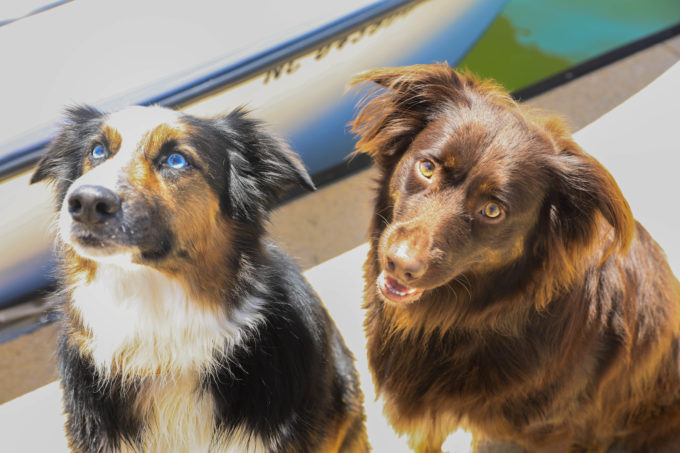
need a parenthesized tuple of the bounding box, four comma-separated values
(377, 272, 424, 305)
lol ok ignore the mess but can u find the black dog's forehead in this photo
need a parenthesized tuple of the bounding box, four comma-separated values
(180, 111, 258, 162)
(47, 107, 228, 198)
(100, 109, 226, 177)
(59, 106, 108, 151)
(55, 106, 188, 162)
(36, 105, 307, 225)
(178, 115, 230, 159)
(176, 114, 242, 193)
(55, 106, 245, 171)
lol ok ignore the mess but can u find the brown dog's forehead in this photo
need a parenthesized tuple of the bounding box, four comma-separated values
(415, 103, 543, 171)
(404, 104, 552, 209)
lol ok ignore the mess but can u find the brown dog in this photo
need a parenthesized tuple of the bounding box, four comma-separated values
(350, 64, 680, 452)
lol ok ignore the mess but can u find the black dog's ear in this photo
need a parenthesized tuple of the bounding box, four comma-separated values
(542, 129, 635, 266)
(30, 105, 103, 185)
(349, 63, 467, 167)
(30, 106, 104, 208)
(30, 151, 56, 185)
(215, 109, 315, 223)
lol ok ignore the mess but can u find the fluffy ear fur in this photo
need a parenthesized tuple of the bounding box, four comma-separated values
(214, 109, 315, 223)
(539, 125, 635, 278)
(349, 63, 468, 167)
(30, 105, 104, 206)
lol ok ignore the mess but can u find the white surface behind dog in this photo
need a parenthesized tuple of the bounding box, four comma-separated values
(574, 61, 680, 278)
(1, 61, 679, 453)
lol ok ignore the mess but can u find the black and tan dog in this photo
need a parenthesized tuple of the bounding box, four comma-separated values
(351, 64, 680, 452)
(31, 105, 368, 453)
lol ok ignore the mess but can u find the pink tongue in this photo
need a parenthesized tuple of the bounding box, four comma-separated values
(386, 276, 410, 293)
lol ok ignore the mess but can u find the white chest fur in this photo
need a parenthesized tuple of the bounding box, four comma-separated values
(70, 264, 274, 451)
(70, 264, 264, 378)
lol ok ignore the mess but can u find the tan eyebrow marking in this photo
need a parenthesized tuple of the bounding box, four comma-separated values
(142, 123, 187, 160)
(102, 126, 122, 153)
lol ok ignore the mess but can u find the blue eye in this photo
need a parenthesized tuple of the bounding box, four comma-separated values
(91, 145, 108, 159)
(166, 153, 188, 169)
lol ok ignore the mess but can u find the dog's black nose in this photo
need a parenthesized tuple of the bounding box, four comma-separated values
(385, 243, 427, 282)
(68, 185, 121, 225)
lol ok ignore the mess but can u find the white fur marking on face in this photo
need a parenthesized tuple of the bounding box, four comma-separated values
(71, 264, 266, 378)
(106, 105, 181, 145)
(58, 106, 182, 263)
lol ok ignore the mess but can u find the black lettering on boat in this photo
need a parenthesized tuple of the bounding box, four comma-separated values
(263, 3, 417, 85)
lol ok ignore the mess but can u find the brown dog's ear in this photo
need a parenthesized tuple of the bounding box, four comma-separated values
(349, 63, 466, 167)
(543, 134, 635, 266)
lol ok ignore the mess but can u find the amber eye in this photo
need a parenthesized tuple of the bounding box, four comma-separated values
(482, 202, 502, 219)
(418, 159, 435, 179)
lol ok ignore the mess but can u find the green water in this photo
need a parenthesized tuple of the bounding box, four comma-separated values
(457, 0, 680, 93)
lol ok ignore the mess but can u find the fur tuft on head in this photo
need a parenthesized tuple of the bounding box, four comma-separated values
(184, 108, 315, 225)
(349, 63, 513, 167)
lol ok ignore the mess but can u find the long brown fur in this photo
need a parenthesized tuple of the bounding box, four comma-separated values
(350, 63, 680, 452)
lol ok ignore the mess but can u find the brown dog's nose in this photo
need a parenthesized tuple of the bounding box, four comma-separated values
(68, 185, 121, 225)
(385, 243, 427, 282)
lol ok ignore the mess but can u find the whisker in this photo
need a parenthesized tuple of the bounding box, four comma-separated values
(454, 276, 473, 303)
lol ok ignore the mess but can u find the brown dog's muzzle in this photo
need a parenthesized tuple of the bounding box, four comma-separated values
(384, 241, 428, 283)
(377, 222, 435, 304)
(383, 222, 433, 282)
